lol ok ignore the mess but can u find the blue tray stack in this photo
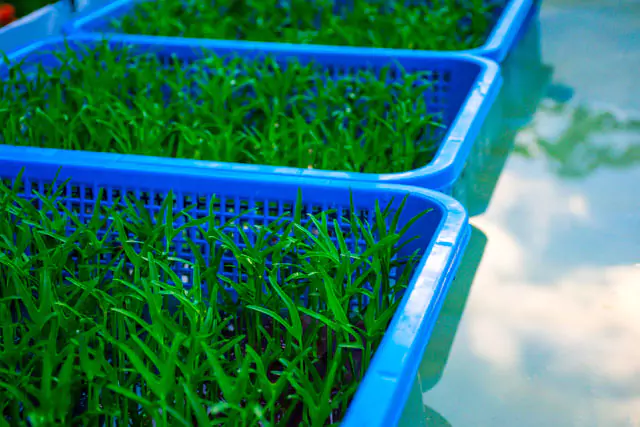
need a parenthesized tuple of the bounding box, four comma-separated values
(0, 1, 536, 425)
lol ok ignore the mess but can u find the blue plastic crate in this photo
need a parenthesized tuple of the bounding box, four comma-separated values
(1, 34, 501, 193)
(74, 0, 116, 13)
(0, 0, 118, 54)
(0, 144, 470, 427)
(62, 0, 534, 62)
(0, 1, 72, 54)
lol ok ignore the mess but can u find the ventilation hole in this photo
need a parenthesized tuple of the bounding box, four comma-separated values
(197, 195, 208, 211)
(84, 187, 95, 200)
(268, 201, 279, 217)
(139, 192, 150, 205)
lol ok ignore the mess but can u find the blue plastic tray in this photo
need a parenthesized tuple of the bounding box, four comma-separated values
(74, 0, 114, 13)
(0, 0, 117, 54)
(63, 0, 534, 62)
(1, 34, 501, 193)
(0, 144, 471, 427)
(0, 1, 71, 54)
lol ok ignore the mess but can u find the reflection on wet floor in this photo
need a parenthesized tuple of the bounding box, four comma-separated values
(515, 100, 640, 178)
(410, 1, 640, 426)
(419, 227, 488, 394)
(393, 227, 487, 427)
(451, 3, 552, 218)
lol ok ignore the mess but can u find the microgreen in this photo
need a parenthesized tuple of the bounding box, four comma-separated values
(113, 0, 501, 51)
(1, 41, 445, 174)
(0, 173, 431, 425)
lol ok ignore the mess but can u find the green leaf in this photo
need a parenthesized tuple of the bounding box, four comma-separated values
(181, 380, 211, 426)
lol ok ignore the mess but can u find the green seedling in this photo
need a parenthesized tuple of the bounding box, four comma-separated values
(0, 174, 431, 425)
(0, 41, 446, 174)
(115, 0, 500, 51)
